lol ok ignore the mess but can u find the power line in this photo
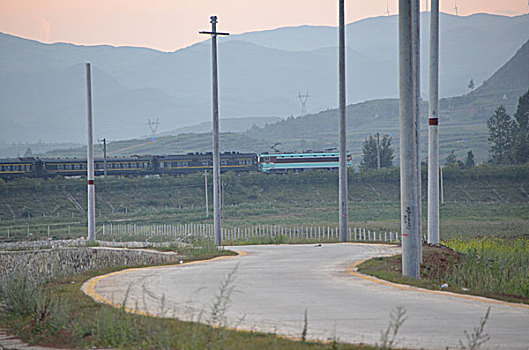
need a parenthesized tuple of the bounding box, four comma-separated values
(297, 92, 310, 116)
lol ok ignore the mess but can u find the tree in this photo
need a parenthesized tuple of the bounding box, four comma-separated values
(512, 88, 529, 164)
(487, 106, 514, 164)
(464, 150, 476, 168)
(467, 78, 475, 91)
(359, 134, 394, 171)
(445, 151, 457, 166)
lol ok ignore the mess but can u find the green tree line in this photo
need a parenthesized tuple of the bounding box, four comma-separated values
(487, 88, 529, 164)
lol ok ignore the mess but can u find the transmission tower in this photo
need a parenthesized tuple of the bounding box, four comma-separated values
(454, 0, 459, 16)
(147, 118, 160, 137)
(297, 92, 310, 116)
(386, 0, 390, 16)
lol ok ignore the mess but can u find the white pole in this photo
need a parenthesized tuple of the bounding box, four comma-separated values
(86, 63, 96, 242)
(338, 0, 348, 242)
(399, 0, 420, 278)
(204, 171, 209, 218)
(428, 0, 440, 244)
(412, 0, 423, 260)
(440, 166, 444, 204)
(200, 16, 229, 246)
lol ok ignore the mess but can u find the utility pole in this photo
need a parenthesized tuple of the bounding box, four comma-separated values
(428, 0, 440, 244)
(204, 171, 209, 218)
(85, 63, 96, 242)
(413, 0, 422, 259)
(440, 166, 444, 204)
(376, 132, 381, 170)
(200, 16, 229, 246)
(298, 92, 310, 116)
(100, 138, 107, 178)
(338, 0, 348, 242)
(399, 0, 420, 278)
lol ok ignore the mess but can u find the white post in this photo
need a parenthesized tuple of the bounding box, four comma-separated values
(200, 16, 229, 246)
(428, 0, 441, 244)
(399, 0, 420, 279)
(338, 0, 348, 242)
(86, 63, 96, 242)
(413, 0, 423, 261)
(440, 166, 445, 204)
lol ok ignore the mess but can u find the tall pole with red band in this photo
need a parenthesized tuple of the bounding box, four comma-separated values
(86, 63, 96, 242)
(428, 0, 440, 244)
(338, 0, 348, 242)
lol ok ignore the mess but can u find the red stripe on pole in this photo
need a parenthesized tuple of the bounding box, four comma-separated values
(402, 233, 409, 237)
(88, 180, 94, 185)
(429, 118, 439, 126)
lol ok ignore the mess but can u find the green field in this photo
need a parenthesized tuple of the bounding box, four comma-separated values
(1, 165, 528, 241)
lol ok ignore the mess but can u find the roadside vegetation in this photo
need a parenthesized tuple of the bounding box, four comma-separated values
(0, 252, 375, 350)
(1, 164, 528, 242)
(358, 237, 529, 305)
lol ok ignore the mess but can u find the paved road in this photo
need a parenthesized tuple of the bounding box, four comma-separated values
(83, 244, 529, 349)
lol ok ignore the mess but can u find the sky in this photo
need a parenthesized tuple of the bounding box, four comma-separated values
(0, 0, 528, 52)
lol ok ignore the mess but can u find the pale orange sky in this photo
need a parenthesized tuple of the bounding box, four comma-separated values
(0, 0, 527, 51)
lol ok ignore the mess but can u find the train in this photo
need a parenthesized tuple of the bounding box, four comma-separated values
(0, 151, 352, 180)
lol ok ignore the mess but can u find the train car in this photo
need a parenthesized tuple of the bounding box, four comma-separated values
(0, 157, 40, 179)
(259, 151, 353, 173)
(42, 156, 154, 177)
(42, 157, 87, 176)
(98, 156, 153, 176)
(157, 152, 258, 175)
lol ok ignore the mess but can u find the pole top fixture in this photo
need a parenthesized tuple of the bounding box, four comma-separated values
(210, 16, 217, 23)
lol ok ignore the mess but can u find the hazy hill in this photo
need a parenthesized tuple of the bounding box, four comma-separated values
(159, 116, 284, 136)
(40, 34, 529, 166)
(1, 12, 528, 144)
(473, 39, 529, 96)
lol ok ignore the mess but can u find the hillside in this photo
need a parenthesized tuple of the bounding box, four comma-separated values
(1, 13, 528, 143)
(41, 88, 521, 165)
(473, 38, 529, 96)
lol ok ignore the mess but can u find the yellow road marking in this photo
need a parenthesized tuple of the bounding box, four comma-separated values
(83, 251, 244, 316)
(347, 260, 529, 309)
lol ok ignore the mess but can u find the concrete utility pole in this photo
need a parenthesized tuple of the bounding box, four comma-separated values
(412, 0, 423, 259)
(200, 16, 229, 246)
(376, 132, 381, 170)
(204, 171, 209, 218)
(86, 63, 96, 242)
(101, 138, 107, 178)
(399, 0, 420, 278)
(428, 0, 440, 244)
(338, 0, 348, 242)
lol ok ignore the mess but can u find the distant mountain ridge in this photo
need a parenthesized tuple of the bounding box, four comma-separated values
(474, 38, 529, 96)
(1, 12, 528, 143)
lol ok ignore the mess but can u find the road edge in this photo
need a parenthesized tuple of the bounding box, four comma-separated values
(347, 260, 529, 310)
(81, 250, 246, 316)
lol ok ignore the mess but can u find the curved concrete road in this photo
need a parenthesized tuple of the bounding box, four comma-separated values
(83, 244, 529, 349)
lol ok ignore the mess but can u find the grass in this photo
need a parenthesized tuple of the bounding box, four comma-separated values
(3, 199, 529, 243)
(1, 166, 528, 243)
(0, 255, 375, 350)
(443, 237, 529, 300)
(358, 237, 529, 305)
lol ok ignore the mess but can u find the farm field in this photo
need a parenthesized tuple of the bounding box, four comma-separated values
(1, 165, 528, 242)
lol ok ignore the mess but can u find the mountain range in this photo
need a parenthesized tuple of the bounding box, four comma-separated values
(1, 12, 528, 144)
